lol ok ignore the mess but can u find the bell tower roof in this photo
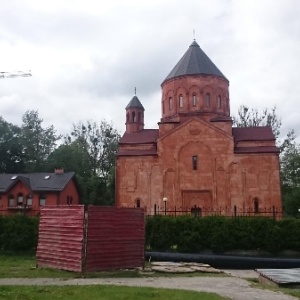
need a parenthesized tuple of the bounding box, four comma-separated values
(162, 40, 228, 84)
(125, 95, 145, 110)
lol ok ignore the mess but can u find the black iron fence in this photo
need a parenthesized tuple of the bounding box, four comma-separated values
(150, 204, 282, 219)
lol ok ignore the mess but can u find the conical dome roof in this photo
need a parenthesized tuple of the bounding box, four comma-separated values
(162, 40, 228, 84)
(125, 95, 144, 110)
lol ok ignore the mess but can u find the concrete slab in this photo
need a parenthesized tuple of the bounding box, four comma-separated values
(256, 268, 300, 288)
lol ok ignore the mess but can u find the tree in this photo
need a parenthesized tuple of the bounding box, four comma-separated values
(65, 119, 120, 205)
(21, 110, 61, 172)
(233, 105, 296, 153)
(281, 144, 300, 217)
(0, 117, 25, 173)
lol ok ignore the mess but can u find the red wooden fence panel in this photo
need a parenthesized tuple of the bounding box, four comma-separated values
(36, 206, 85, 272)
(84, 206, 145, 272)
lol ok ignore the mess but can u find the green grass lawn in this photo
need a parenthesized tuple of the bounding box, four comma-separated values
(0, 285, 229, 300)
(0, 254, 226, 279)
(248, 278, 300, 299)
(0, 254, 76, 279)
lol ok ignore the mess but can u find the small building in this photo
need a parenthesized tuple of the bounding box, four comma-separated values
(116, 40, 282, 217)
(0, 168, 79, 216)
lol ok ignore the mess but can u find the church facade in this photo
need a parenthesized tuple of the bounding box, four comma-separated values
(116, 40, 282, 216)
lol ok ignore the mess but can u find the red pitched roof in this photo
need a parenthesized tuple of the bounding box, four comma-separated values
(232, 126, 275, 142)
(119, 129, 159, 144)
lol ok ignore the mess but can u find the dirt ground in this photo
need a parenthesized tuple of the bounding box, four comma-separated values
(0, 270, 297, 300)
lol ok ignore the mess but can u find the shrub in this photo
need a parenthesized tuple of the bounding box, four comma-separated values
(145, 216, 300, 254)
(0, 215, 39, 252)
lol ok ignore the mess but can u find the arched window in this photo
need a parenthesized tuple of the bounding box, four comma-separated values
(126, 113, 129, 122)
(136, 199, 141, 208)
(26, 194, 32, 206)
(205, 93, 210, 107)
(192, 155, 198, 170)
(17, 193, 23, 206)
(254, 198, 259, 214)
(192, 94, 197, 107)
(138, 112, 141, 122)
(169, 97, 173, 110)
(8, 195, 14, 207)
(217, 95, 222, 108)
(132, 111, 136, 122)
(179, 95, 183, 108)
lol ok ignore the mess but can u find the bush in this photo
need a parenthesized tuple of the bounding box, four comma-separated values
(0, 215, 39, 252)
(146, 216, 300, 255)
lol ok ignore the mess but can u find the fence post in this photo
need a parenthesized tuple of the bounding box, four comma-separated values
(234, 205, 237, 218)
(154, 204, 157, 216)
(272, 205, 275, 220)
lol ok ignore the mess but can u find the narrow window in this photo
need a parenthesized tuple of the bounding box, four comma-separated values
(136, 199, 141, 208)
(254, 198, 259, 214)
(26, 195, 32, 206)
(179, 95, 183, 108)
(8, 195, 14, 207)
(205, 93, 210, 107)
(132, 111, 136, 122)
(192, 155, 198, 170)
(217, 95, 221, 108)
(17, 193, 23, 206)
(192, 94, 197, 107)
(126, 113, 129, 122)
(169, 97, 173, 110)
(39, 195, 46, 206)
(138, 112, 141, 122)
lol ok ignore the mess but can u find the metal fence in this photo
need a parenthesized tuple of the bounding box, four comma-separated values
(150, 204, 282, 219)
(36, 206, 145, 273)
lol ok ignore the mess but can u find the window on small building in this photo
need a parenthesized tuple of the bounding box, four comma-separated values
(217, 95, 222, 108)
(179, 95, 183, 108)
(39, 195, 46, 206)
(205, 93, 210, 107)
(67, 196, 73, 205)
(8, 195, 14, 207)
(169, 97, 173, 110)
(126, 113, 129, 122)
(192, 155, 198, 170)
(192, 94, 197, 107)
(17, 193, 23, 206)
(138, 112, 141, 122)
(26, 195, 32, 206)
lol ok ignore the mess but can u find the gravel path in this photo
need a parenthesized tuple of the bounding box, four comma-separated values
(0, 271, 297, 300)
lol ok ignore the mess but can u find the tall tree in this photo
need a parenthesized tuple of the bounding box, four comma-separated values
(233, 105, 296, 153)
(65, 119, 120, 205)
(0, 117, 25, 173)
(68, 120, 120, 177)
(281, 144, 300, 217)
(21, 110, 61, 172)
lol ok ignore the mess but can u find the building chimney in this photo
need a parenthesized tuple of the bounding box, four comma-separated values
(54, 168, 64, 174)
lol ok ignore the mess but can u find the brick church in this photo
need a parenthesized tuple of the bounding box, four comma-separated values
(116, 40, 282, 216)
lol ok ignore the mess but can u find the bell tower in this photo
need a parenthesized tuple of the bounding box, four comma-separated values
(125, 90, 145, 133)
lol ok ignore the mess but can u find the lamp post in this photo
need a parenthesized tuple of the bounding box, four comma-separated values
(163, 197, 168, 216)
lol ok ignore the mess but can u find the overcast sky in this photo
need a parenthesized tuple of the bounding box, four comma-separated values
(1, 0, 300, 142)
